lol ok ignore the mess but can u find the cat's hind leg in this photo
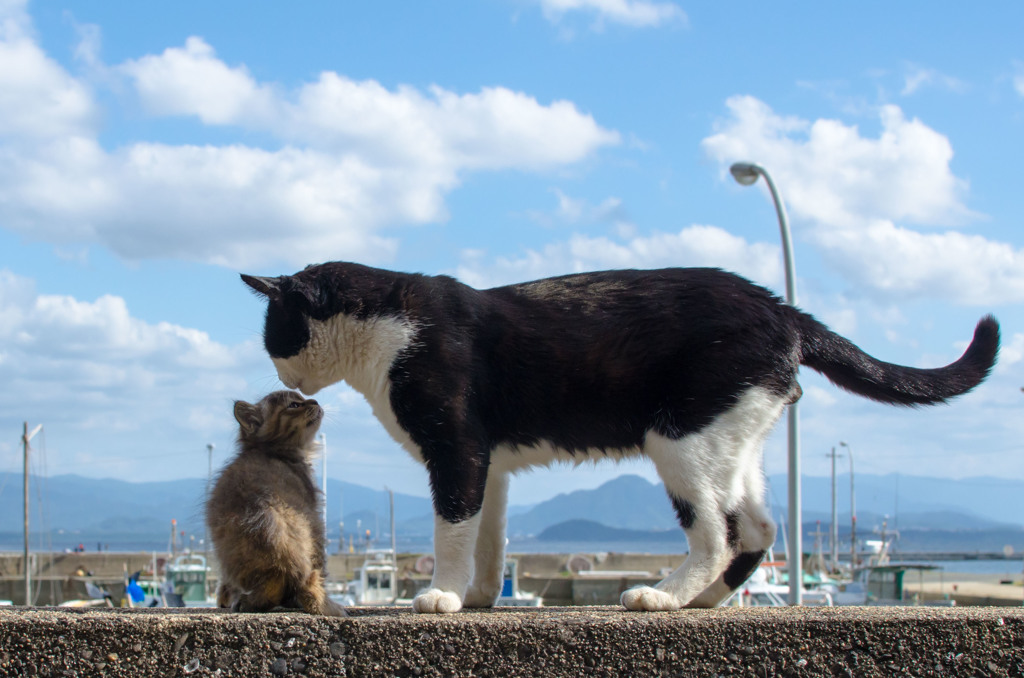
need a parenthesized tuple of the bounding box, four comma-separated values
(463, 468, 510, 608)
(686, 497, 776, 607)
(687, 399, 784, 607)
(623, 388, 786, 611)
(231, 571, 288, 612)
(215, 581, 237, 609)
(621, 487, 733, 611)
(295, 569, 348, 617)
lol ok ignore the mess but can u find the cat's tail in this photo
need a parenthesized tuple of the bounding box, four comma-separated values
(796, 312, 999, 406)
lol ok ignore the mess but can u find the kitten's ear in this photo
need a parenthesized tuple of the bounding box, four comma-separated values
(241, 274, 283, 301)
(233, 400, 263, 435)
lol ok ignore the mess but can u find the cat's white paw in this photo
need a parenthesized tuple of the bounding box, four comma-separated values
(412, 588, 463, 614)
(621, 585, 682, 611)
(462, 583, 500, 608)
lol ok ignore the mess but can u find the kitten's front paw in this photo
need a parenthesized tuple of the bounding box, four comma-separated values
(412, 588, 463, 614)
(462, 583, 500, 608)
(621, 585, 682, 611)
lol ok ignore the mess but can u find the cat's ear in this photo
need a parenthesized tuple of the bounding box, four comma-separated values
(233, 400, 263, 435)
(241, 274, 283, 301)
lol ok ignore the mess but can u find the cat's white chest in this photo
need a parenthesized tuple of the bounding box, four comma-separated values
(273, 312, 426, 464)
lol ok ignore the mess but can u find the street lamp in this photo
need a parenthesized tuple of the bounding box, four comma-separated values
(730, 161, 802, 605)
(839, 441, 855, 570)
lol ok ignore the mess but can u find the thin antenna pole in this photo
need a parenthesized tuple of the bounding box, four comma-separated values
(828, 447, 840, 572)
(205, 444, 214, 564)
(388, 487, 396, 556)
(23, 422, 29, 606)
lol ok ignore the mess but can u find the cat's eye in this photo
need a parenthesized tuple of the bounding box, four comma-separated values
(288, 401, 302, 408)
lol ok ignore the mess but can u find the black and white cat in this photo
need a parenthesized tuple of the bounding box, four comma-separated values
(242, 263, 999, 613)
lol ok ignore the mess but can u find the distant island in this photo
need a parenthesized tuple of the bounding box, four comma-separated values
(3, 471, 1024, 554)
(537, 519, 686, 543)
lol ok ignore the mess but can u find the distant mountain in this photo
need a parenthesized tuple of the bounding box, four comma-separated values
(0, 472, 432, 549)
(508, 474, 676, 536)
(537, 519, 686, 543)
(3, 470, 1023, 552)
(771, 472, 1024, 528)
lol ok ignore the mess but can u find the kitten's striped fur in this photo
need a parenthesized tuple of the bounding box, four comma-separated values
(207, 390, 346, 617)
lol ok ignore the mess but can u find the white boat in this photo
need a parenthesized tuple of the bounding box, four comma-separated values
(336, 549, 401, 606)
(729, 565, 789, 607)
(57, 580, 115, 608)
(495, 558, 543, 607)
(816, 562, 946, 606)
(728, 554, 834, 607)
(332, 553, 543, 607)
(163, 553, 217, 607)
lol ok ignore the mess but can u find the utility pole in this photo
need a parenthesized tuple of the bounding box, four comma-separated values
(840, 441, 856, 569)
(205, 444, 214, 563)
(827, 447, 842, 572)
(22, 422, 42, 606)
(387, 487, 396, 557)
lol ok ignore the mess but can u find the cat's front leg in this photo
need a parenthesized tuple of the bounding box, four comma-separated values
(412, 513, 481, 614)
(463, 469, 509, 608)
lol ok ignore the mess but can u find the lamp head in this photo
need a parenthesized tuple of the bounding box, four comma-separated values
(729, 162, 761, 186)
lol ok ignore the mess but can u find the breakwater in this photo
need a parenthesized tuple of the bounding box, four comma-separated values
(2, 606, 1022, 677)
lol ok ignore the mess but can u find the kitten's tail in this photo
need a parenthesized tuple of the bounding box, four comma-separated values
(796, 312, 999, 406)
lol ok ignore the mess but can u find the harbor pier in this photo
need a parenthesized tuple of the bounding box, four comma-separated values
(2, 605, 1023, 677)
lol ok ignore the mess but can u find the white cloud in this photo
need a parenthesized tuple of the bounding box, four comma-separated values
(703, 96, 1024, 304)
(278, 74, 619, 172)
(995, 332, 1024, 372)
(0, 269, 261, 468)
(901, 64, 968, 96)
(529, 189, 632, 231)
(1015, 62, 1024, 97)
(0, 28, 619, 269)
(456, 224, 780, 289)
(120, 37, 277, 125)
(536, 0, 686, 28)
(0, 6, 95, 141)
(812, 220, 1024, 305)
(703, 95, 974, 228)
(0, 269, 243, 373)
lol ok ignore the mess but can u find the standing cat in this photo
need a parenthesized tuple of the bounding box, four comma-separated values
(207, 390, 347, 617)
(241, 263, 998, 613)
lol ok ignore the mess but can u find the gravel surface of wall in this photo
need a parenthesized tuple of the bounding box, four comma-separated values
(1, 606, 1022, 677)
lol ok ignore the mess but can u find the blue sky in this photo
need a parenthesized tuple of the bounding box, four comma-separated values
(1, 0, 1021, 507)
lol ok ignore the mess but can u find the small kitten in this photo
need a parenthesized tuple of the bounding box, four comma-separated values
(207, 390, 346, 617)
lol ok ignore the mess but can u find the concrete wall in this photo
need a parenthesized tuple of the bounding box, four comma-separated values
(1, 606, 1022, 677)
(0, 550, 685, 580)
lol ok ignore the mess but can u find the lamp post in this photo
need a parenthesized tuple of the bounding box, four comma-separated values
(730, 161, 801, 605)
(839, 441, 855, 570)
